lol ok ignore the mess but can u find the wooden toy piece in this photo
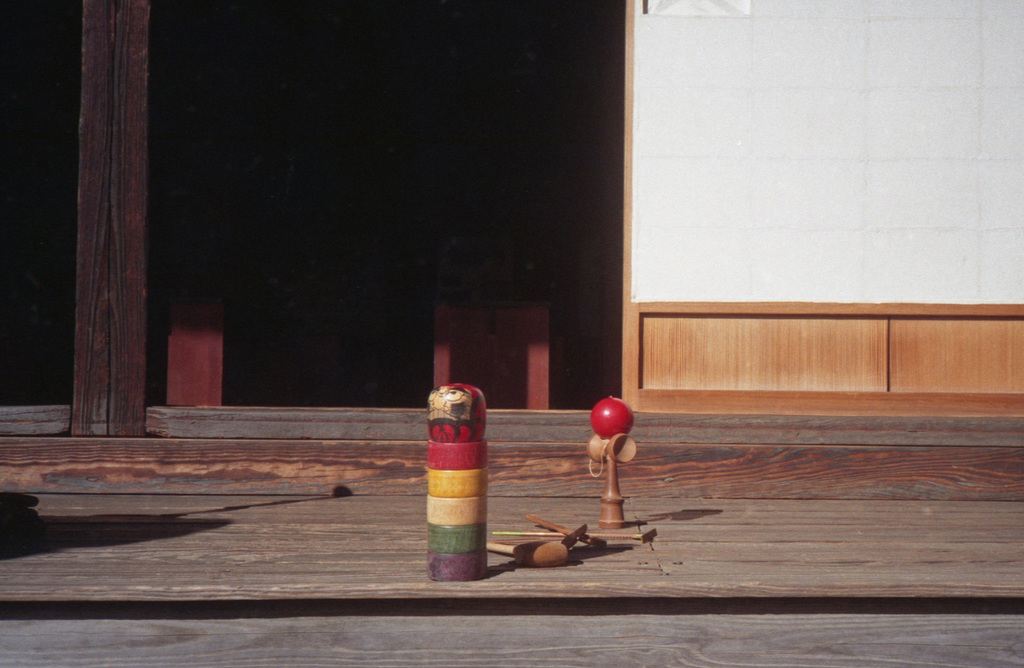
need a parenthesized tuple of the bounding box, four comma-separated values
(587, 432, 638, 529)
(524, 514, 607, 548)
(427, 439, 487, 470)
(486, 540, 568, 568)
(590, 396, 634, 439)
(492, 528, 658, 544)
(427, 468, 488, 498)
(427, 550, 488, 581)
(427, 496, 487, 526)
(427, 523, 488, 554)
(428, 384, 486, 443)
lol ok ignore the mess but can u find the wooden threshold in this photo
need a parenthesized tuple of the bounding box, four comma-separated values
(145, 405, 1024, 445)
(4, 435, 1023, 500)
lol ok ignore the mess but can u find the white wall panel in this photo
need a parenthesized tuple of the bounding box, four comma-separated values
(631, 0, 1023, 303)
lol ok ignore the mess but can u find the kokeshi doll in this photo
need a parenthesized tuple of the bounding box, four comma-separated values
(426, 384, 488, 581)
(427, 384, 486, 443)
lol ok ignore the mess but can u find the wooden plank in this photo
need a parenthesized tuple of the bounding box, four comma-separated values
(636, 389, 1024, 417)
(73, 0, 149, 436)
(3, 437, 1023, 499)
(891, 318, 1024, 393)
(2, 495, 1024, 601)
(107, 0, 149, 436)
(641, 315, 887, 392)
(74, 0, 115, 436)
(147, 406, 593, 441)
(2, 608, 1023, 667)
(146, 406, 1024, 446)
(0, 406, 70, 436)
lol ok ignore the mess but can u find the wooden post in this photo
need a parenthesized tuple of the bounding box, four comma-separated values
(73, 0, 150, 435)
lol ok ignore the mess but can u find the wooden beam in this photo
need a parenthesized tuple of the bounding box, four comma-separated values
(0, 406, 71, 436)
(145, 406, 1024, 446)
(4, 437, 1024, 500)
(74, 0, 149, 436)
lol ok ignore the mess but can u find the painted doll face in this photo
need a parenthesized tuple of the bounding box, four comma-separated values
(427, 384, 486, 443)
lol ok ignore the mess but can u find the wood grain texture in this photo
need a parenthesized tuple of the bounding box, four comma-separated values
(74, 0, 114, 436)
(3, 610, 1023, 667)
(146, 406, 1024, 446)
(0, 406, 70, 436)
(107, 0, 149, 436)
(2, 492, 1023, 664)
(3, 437, 1023, 500)
(148, 406, 596, 442)
(624, 304, 1024, 416)
(2, 495, 1024, 601)
(641, 316, 887, 392)
(891, 318, 1024, 393)
(74, 0, 149, 436)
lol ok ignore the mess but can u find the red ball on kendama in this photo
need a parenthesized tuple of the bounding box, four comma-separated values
(590, 396, 634, 439)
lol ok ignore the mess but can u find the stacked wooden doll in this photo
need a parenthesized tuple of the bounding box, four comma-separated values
(426, 384, 488, 581)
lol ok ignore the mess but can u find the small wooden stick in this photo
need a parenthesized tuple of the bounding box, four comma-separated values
(560, 523, 588, 549)
(493, 528, 658, 544)
(524, 514, 607, 548)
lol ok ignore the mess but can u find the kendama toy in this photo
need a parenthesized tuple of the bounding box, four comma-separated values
(426, 384, 489, 581)
(587, 397, 637, 529)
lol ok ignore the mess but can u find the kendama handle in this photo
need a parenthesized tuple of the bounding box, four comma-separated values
(600, 455, 626, 529)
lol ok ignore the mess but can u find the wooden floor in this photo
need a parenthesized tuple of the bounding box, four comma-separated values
(2, 493, 1024, 666)
(3, 410, 1024, 665)
(4, 494, 1024, 600)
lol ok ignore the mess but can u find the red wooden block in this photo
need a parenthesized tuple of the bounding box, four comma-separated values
(167, 303, 224, 406)
(433, 304, 549, 409)
(427, 440, 487, 471)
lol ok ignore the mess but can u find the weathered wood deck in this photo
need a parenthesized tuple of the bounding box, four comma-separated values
(2, 493, 1024, 665)
(4, 494, 1024, 600)
(2, 410, 1023, 665)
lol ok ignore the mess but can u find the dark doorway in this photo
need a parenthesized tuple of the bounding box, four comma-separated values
(148, 1, 624, 409)
(0, 1, 80, 405)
